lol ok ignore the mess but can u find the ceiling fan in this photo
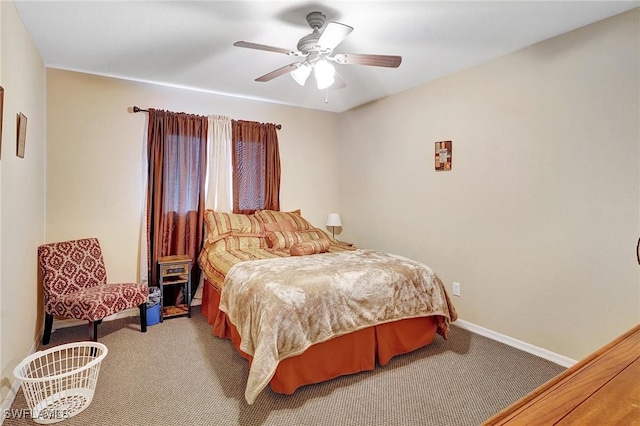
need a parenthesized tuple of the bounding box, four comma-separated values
(233, 11, 402, 90)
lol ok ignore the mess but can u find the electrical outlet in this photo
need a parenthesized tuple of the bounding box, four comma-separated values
(452, 282, 461, 297)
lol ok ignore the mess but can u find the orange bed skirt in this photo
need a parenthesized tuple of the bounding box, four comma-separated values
(201, 279, 438, 395)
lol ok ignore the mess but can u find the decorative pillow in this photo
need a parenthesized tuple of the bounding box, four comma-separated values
(204, 210, 263, 243)
(262, 220, 295, 233)
(214, 235, 268, 251)
(265, 230, 303, 249)
(297, 228, 330, 242)
(255, 209, 313, 231)
(290, 239, 331, 256)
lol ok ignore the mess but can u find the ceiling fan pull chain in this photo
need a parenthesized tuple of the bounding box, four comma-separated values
(324, 88, 329, 104)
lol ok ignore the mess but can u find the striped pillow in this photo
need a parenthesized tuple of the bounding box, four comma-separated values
(290, 239, 331, 256)
(297, 229, 329, 242)
(265, 230, 303, 249)
(205, 210, 263, 243)
(255, 209, 313, 231)
(262, 220, 295, 233)
(217, 235, 268, 250)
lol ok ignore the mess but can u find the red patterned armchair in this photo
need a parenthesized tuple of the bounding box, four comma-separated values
(38, 238, 149, 344)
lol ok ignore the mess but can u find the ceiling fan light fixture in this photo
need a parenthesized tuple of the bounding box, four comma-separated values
(291, 63, 311, 86)
(314, 60, 335, 90)
(233, 10, 402, 91)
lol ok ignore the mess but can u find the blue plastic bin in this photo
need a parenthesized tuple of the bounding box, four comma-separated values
(146, 303, 160, 326)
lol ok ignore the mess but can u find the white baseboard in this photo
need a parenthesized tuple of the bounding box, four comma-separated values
(454, 319, 577, 368)
(1, 324, 43, 426)
(53, 307, 139, 331)
(1, 368, 24, 426)
(0, 372, 23, 426)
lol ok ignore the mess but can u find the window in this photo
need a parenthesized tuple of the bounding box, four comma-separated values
(234, 138, 266, 212)
(231, 120, 281, 214)
(163, 134, 204, 214)
(146, 109, 207, 288)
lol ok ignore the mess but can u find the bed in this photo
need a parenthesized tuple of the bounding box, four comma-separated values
(198, 209, 457, 404)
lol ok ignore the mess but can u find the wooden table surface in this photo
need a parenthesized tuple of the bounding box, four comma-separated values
(483, 324, 640, 425)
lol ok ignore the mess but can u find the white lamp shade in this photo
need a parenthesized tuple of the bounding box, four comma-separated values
(326, 213, 342, 227)
(291, 63, 311, 86)
(314, 60, 335, 90)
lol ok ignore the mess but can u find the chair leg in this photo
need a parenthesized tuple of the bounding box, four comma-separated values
(92, 319, 102, 341)
(139, 303, 147, 333)
(42, 314, 54, 345)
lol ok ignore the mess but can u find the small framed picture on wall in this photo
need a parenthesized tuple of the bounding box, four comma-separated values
(17, 112, 27, 158)
(435, 140, 452, 171)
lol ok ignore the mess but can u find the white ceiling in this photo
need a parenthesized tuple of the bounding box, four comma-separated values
(13, 1, 639, 113)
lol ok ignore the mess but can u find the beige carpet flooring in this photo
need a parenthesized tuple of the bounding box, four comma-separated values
(5, 308, 565, 425)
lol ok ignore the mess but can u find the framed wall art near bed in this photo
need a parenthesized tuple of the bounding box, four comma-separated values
(435, 140, 452, 171)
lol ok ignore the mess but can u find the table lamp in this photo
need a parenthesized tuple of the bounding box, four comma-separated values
(326, 213, 342, 239)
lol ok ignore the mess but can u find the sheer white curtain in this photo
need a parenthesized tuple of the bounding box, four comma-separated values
(194, 115, 233, 303)
(206, 115, 233, 212)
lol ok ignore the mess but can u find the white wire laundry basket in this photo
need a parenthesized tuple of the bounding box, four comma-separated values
(13, 342, 108, 424)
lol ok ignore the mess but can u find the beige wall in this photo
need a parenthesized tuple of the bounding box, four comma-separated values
(0, 1, 46, 405)
(46, 69, 340, 283)
(338, 9, 640, 360)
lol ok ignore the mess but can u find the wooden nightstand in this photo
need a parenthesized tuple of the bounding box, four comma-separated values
(157, 255, 192, 322)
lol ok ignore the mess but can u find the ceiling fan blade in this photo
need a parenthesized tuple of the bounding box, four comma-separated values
(255, 63, 300, 82)
(233, 41, 298, 56)
(333, 53, 402, 68)
(317, 22, 353, 50)
(330, 72, 346, 90)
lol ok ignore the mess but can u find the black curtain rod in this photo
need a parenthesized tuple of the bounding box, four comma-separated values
(132, 106, 282, 130)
